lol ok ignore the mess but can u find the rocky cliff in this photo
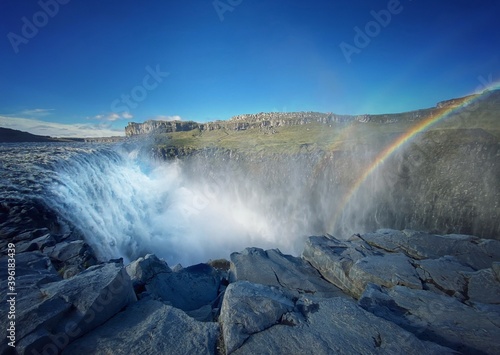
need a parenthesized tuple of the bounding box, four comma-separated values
(125, 91, 500, 141)
(125, 109, 436, 137)
(125, 120, 201, 136)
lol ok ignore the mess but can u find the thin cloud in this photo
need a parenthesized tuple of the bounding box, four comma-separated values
(88, 112, 133, 122)
(0, 116, 125, 138)
(5, 108, 56, 117)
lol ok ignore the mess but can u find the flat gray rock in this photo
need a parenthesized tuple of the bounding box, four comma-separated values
(415, 256, 474, 298)
(302, 235, 372, 297)
(467, 268, 500, 304)
(63, 299, 219, 355)
(0, 252, 63, 354)
(303, 236, 421, 298)
(361, 229, 500, 270)
(349, 253, 422, 297)
(221, 281, 453, 355)
(359, 284, 500, 354)
(229, 247, 345, 297)
(15, 262, 137, 354)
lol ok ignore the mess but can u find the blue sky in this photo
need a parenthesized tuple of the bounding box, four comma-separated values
(0, 0, 498, 137)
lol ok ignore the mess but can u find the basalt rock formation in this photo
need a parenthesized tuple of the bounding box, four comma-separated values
(2, 218, 499, 354)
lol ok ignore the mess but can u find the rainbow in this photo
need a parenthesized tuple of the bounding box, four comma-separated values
(331, 84, 500, 231)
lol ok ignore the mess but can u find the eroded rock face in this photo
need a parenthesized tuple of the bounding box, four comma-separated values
(229, 247, 345, 297)
(44, 240, 98, 278)
(220, 281, 454, 355)
(302, 235, 423, 298)
(63, 299, 219, 355)
(0, 259, 136, 355)
(359, 284, 500, 354)
(360, 229, 500, 270)
(126, 253, 172, 288)
(303, 231, 500, 300)
(349, 252, 422, 296)
(299, 230, 500, 353)
(414, 256, 474, 298)
(220, 281, 295, 353)
(127, 259, 221, 312)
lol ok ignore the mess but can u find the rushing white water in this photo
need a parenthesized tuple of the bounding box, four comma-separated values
(2, 134, 498, 266)
(43, 144, 298, 265)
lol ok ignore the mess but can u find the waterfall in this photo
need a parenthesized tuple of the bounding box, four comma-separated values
(45, 146, 302, 265)
(3, 132, 497, 266)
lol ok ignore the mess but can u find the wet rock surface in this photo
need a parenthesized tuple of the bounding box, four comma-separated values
(1, 224, 499, 354)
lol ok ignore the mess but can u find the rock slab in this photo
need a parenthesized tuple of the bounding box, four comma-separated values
(220, 281, 454, 355)
(229, 247, 345, 297)
(359, 284, 500, 354)
(63, 299, 220, 355)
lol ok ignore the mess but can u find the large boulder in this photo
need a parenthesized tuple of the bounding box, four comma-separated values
(359, 284, 500, 354)
(220, 281, 453, 354)
(302, 236, 421, 298)
(126, 253, 172, 290)
(0, 252, 63, 355)
(220, 281, 295, 353)
(63, 299, 219, 355)
(127, 255, 220, 312)
(229, 247, 345, 297)
(303, 231, 500, 300)
(301, 235, 370, 297)
(10, 262, 136, 354)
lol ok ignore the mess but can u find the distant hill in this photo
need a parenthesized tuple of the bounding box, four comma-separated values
(0, 127, 84, 143)
(125, 89, 500, 157)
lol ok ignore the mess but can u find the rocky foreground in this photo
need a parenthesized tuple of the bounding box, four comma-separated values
(1, 223, 499, 355)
